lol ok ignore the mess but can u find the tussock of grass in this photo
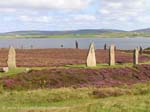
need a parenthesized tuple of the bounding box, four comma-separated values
(92, 84, 150, 98)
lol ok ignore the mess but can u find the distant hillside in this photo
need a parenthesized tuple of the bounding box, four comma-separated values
(133, 28, 150, 32)
(1, 28, 150, 38)
(0, 29, 125, 36)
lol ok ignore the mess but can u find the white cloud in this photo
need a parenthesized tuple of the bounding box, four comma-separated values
(117, 17, 128, 22)
(0, 0, 91, 11)
(0, 8, 16, 12)
(100, 0, 146, 16)
(99, 0, 148, 21)
(137, 16, 150, 23)
(19, 15, 53, 23)
(73, 15, 96, 21)
(99, 9, 110, 14)
(107, 2, 122, 9)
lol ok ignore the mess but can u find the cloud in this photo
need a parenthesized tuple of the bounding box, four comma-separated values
(1, 0, 150, 32)
(99, 9, 110, 14)
(0, 8, 16, 12)
(17, 14, 97, 24)
(0, 0, 91, 11)
(99, 0, 148, 21)
(19, 15, 53, 23)
(136, 16, 150, 23)
(73, 15, 96, 22)
(107, 2, 122, 9)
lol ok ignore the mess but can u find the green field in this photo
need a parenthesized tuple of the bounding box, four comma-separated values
(1, 32, 150, 38)
(0, 62, 150, 112)
(0, 72, 149, 111)
(0, 83, 149, 112)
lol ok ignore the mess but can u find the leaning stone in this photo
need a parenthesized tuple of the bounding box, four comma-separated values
(86, 42, 96, 67)
(0, 67, 9, 73)
(109, 45, 115, 66)
(7, 46, 16, 69)
(133, 48, 139, 65)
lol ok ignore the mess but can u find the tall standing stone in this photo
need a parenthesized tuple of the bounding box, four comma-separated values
(114, 45, 117, 51)
(7, 46, 16, 69)
(109, 45, 115, 66)
(139, 46, 143, 55)
(86, 42, 96, 67)
(133, 48, 139, 65)
(75, 40, 79, 49)
(21, 45, 24, 49)
(104, 43, 107, 50)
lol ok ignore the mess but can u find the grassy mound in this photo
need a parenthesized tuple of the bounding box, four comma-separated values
(0, 64, 150, 90)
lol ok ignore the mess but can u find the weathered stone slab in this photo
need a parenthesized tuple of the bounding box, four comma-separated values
(7, 46, 16, 69)
(133, 48, 139, 65)
(86, 42, 96, 67)
(109, 45, 115, 66)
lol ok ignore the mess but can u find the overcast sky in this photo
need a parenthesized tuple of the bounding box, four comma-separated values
(0, 0, 150, 32)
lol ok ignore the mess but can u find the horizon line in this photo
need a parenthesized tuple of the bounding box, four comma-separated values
(1, 27, 150, 34)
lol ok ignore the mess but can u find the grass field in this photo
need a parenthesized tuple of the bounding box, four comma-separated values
(0, 63, 150, 112)
(0, 83, 150, 112)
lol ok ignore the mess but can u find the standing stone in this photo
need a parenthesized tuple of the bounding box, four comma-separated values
(60, 44, 64, 48)
(7, 46, 16, 69)
(86, 42, 96, 67)
(75, 41, 79, 49)
(21, 45, 24, 49)
(104, 43, 107, 50)
(133, 48, 139, 65)
(30, 45, 33, 49)
(139, 46, 143, 55)
(114, 45, 117, 51)
(109, 45, 115, 66)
